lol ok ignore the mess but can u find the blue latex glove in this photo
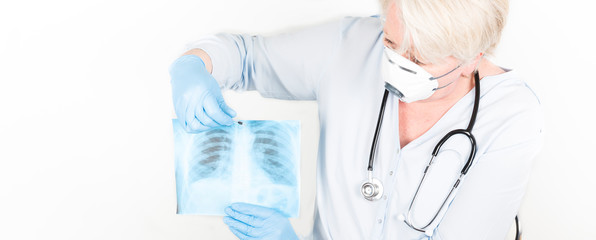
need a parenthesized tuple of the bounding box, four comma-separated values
(169, 54, 237, 133)
(223, 202, 299, 240)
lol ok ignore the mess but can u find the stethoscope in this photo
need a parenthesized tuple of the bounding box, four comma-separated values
(361, 71, 480, 235)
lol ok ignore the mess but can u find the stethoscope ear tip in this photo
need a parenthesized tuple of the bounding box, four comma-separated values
(425, 229, 434, 237)
(397, 214, 405, 221)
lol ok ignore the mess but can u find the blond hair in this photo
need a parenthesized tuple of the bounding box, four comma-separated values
(380, 0, 509, 64)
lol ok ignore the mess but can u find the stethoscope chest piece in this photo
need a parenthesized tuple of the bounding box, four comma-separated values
(361, 171, 384, 201)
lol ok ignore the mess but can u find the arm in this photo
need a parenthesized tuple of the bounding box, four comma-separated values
(170, 19, 343, 132)
(183, 18, 343, 100)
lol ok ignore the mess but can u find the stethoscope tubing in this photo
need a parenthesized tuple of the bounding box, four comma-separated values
(365, 71, 481, 233)
(367, 89, 390, 171)
(403, 71, 480, 232)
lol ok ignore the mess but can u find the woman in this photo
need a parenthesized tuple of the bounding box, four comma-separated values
(169, 0, 543, 239)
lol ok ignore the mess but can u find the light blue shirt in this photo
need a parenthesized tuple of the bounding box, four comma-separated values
(187, 16, 544, 240)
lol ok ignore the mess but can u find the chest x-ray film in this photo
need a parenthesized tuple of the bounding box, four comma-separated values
(172, 119, 300, 218)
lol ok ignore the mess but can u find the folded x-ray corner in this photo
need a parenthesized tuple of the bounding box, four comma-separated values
(172, 119, 301, 218)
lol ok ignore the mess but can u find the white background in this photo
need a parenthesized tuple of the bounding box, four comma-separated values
(0, 0, 594, 239)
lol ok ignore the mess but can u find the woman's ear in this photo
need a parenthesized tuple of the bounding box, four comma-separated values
(461, 53, 484, 77)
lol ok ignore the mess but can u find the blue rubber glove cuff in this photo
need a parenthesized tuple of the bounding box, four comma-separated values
(169, 54, 206, 78)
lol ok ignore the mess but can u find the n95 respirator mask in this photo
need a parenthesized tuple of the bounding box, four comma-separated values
(381, 46, 460, 103)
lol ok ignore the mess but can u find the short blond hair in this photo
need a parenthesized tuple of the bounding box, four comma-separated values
(380, 0, 509, 64)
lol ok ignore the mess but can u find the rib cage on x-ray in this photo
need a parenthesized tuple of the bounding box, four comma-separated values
(248, 121, 296, 186)
(189, 128, 233, 182)
(188, 121, 297, 186)
(173, 119, 300, 217)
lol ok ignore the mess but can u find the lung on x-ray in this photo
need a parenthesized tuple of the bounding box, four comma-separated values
(172, 119, 300, 218)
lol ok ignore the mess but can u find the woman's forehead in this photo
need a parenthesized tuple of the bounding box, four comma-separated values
(382, 25, 419, 59)
(382, 1, 404, 44)
(381, 1, 434, 63)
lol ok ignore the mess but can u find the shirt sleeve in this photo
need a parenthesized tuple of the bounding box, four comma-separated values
(184, 18, 344, 100)
(431, 89, 545, 240)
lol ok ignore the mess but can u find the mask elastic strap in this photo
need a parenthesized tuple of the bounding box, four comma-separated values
(429, 64, 461, 80)
(433, 81, 455, 91)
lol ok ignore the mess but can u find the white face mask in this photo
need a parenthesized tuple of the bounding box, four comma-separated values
(381, 46, 461, 103)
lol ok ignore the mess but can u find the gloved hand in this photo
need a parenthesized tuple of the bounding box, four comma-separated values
(169, 54, 237, 133)
(223, 202, 299, 240)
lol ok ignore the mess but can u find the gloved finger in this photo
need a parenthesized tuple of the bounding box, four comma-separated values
(195, 105, 219, 128)
(174, 116, 187, 132)
(225, 206, 266, 228)
(220, 100, 237, 118)
(187, 117, 210, 133)
(173, 97, 187, 125)
(183, 94, 202, 132)
(204, 95, 234, 126)
(211, 89, 236, 118)
(182, 97, 213, 133)
(223, 216, 259, 238)
(227, 224, 258, 240)
(229, 202, 277, 219)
